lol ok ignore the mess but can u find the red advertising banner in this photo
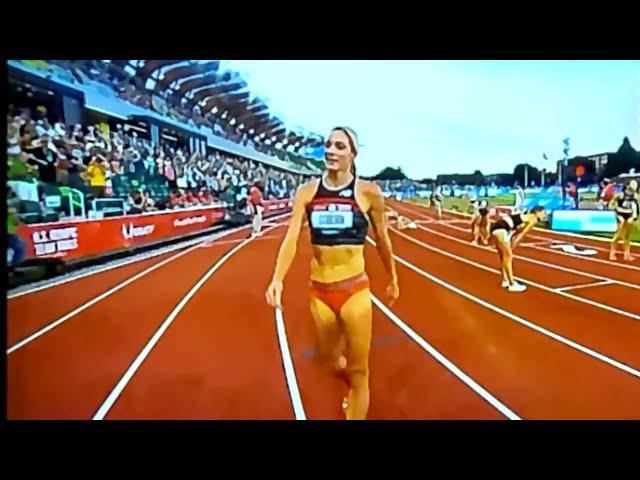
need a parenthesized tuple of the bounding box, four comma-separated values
(16, 206, 228, 262)
(15, 200, 293, 263)
(264, 199, 293, 212)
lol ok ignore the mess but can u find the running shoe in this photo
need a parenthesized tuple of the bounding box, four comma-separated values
(508, 282, 527, 292)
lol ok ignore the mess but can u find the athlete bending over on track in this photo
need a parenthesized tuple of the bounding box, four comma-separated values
(489, 206, 547, 292)
(266, 126, 400, 420)
(609, 180, 639, 261)
(470, 199, 491, 245)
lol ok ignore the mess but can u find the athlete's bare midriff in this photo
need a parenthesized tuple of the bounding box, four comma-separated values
(310, 244, 366, 283)
(305, 185, 370, 284)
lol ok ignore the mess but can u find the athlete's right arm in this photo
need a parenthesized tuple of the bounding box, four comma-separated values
(609, 193, 621, 210)
(265, 181, 314, 309)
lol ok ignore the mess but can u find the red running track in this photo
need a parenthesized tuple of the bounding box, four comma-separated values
(7, 205, 640, 419)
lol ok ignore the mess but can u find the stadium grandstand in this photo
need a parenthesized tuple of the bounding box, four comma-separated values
(6, 60, 325, 282)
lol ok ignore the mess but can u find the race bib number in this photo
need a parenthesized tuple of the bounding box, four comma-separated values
(310, 211, 354, 230)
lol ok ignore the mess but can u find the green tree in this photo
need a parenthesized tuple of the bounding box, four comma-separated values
(601, 137, 640, 180)
(513, 163, 542, 186)
(372, 167, 407, 181)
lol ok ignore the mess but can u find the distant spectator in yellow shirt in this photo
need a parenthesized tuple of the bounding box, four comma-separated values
(86, 153, 109, 198)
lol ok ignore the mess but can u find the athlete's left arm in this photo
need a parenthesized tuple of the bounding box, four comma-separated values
(365, 182, 400, 304)
(511, 218, 537, 249)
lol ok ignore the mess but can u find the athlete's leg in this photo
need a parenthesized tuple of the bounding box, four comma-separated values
(471, 215, 481, 244)
(623, 219, 635, 260)
(491, 232, 504, 279)
(310, 295, 346, 373)
(252, 205, 264, 236)
(338, 288, 373, 420)
(492, 231, 511, 285)
(481, 220, 490, 245)
(502, 237, 515, 285)
(610, 217, 624, 260)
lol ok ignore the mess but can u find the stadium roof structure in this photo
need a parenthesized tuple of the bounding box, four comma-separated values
(118, 60, 324, 152)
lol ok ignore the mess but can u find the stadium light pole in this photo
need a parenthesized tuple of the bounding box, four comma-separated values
(562, 138, 570, 208)
(541, 153, 549, 187)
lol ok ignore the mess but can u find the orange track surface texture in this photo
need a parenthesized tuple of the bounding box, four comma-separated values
(7, 204, 640, 419)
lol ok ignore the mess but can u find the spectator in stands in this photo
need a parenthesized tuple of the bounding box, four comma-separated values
(7, 143, 40, 202)
(174, 150, 188, 189)
(198, 188, 214, 205)
(55, 149, 72, 186)
(25, 131, 58, 190)
(186, 189, 200, 206)
(205, 165, 219, 194)
(169, 189, 186, 209)
(154, 147, 165, 176)
(7, 187, 26, 267)
(143, 148, 156, 177)
(141, 187, 157, 211)
(67, 149, 91, 194)
(127, 189, 145, 214)
(197, 154, 210, 182)
(123, 145, 144, 180)
(86, 152, 109, 198)
(163, 158, 176, 189)
(109, 152, 124, 177)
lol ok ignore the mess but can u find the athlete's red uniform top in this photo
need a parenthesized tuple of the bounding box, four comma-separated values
(601, 183, 615, 202)
(249, 186, 263, 207)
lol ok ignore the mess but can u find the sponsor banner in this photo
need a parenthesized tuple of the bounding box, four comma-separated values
(263, 199, 293, 212)
(16, 206, 227, 262)
(551, 209, 617, 233)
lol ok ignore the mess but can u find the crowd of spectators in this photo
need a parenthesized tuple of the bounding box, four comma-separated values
(8, 104, 307, 215)
(7, 60, 318, 270)
(7, 103, 310, 267)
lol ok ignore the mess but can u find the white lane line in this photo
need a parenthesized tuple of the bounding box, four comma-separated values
(198, 234, 280, 248)
(520, 241, 556, 248)
(7, 220, 291, 355)
(8, 213, 292, 299)
(7, 242, 207, 355)
(530, 226, 640, 247)
(366, 236, 640, 380)
(528, 233, 611, 253)
(402, 200, 640, 249)
(389, 225, 640, 322)
(528, 243, 640, 272)
(92, 222, 285, 420)
(557, 280, 615, 292)
(7, 233, 216, 299)
(372, 295, 520, 420)
(275, 308, 306, 420)
(392, 204, 640, 291)
(424, 209, 640, 272)
(424, 222, 640, 290)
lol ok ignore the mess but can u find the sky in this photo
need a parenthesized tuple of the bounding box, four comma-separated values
(219, 60, 640, 179)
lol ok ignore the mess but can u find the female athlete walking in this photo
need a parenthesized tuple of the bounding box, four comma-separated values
(266, 127, 399, 420)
